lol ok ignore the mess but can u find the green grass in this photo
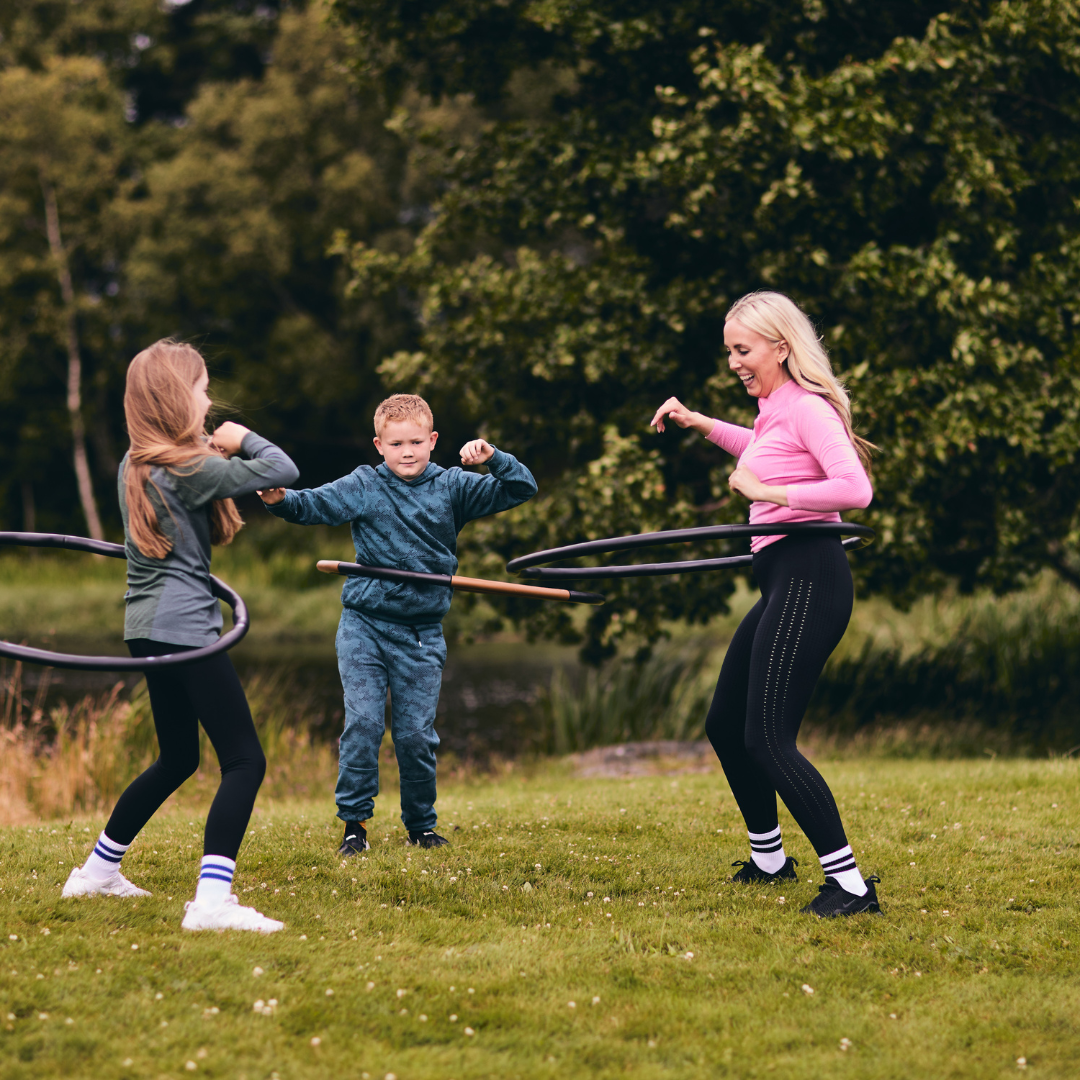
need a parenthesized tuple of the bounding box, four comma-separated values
(3, 756, 1079, 1079)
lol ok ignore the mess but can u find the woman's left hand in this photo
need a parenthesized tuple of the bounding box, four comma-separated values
(729, 465, 789, 506)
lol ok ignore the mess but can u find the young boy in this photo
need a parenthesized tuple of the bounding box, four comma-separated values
(258, 394, 536, 853)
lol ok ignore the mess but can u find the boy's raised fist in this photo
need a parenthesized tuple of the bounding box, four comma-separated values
(460, 439, 495, 466)
(257, 488, 286, 505)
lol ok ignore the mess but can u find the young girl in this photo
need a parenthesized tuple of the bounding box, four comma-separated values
(63, 340, 298, 933)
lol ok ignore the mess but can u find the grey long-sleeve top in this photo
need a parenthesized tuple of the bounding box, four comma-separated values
(119, 432, 299, 646)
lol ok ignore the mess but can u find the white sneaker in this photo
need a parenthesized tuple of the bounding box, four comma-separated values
(62, 865, 151, 899)
(181, 894, 284, 934)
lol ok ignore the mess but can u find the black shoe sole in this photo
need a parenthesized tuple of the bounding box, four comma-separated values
(408, 834, 449, 849)
(729, 857, 798, 885)
(337, 843, 369, 857)
(800, 902, 883, 918)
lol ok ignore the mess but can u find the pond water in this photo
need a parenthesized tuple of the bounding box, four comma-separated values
(2, 638, 577, 762)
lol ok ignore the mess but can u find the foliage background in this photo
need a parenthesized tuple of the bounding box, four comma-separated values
(3, 0, 1080, 659)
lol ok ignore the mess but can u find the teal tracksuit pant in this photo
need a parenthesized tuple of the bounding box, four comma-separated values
(334, 607, 446, 832)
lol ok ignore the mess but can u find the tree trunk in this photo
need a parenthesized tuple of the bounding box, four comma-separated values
(40, 174, 104, 541)
(21, 481, 35, 533)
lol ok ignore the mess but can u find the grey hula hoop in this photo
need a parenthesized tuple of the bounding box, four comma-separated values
(0, 532, 249, 671)
(506, 522, 875, 581)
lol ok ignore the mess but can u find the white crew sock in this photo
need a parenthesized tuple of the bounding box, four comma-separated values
(747, 826, 787, 875)
(82, 832, 130, 883)
(194, 855, 236, 905)
(819, 845, 868, 896)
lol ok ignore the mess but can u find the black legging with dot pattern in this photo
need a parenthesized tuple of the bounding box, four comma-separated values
(705, 534, 853, 857)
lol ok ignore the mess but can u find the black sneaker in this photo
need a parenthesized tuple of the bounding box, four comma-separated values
(338, 822, 369, 857)
(407, 830, 449, 849)
(800, 875, 882, 917)
(729, 857, 799, 884)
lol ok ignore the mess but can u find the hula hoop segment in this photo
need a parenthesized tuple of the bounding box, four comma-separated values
(0, 532, 249, 671)
(315, 560, 605, 606)
(506, 522, 875, 581)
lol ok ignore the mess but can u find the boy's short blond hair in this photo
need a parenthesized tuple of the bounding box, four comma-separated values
(373, 394, 434, 436)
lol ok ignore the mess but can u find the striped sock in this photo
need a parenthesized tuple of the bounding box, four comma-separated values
(748, 826, 787, 875)
(82, 832, 129, 883)
(819, 845, 867, 896)
(194, 855, 236, 905)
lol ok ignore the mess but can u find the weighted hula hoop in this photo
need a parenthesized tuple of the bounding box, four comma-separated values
(0, 532, 249, 671)
(506, 522, 875, 581)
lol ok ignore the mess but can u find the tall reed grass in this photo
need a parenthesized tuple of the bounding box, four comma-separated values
(811, 582, 1080, 749)
(538, 645, 715, 754)
(0, 662, 336, 826)
(536, 577, 1080, 756)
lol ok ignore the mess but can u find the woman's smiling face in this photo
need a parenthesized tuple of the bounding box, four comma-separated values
(724, 317, 790, 398)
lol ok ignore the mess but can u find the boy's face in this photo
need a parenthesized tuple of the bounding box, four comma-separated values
(373, 419, 438, 480)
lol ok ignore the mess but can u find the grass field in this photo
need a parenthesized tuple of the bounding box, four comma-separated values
(3, 754, 1078, 1079)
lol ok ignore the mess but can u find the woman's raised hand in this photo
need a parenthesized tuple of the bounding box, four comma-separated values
(650, 397, 712, 435)
(209, 421, 251, 457)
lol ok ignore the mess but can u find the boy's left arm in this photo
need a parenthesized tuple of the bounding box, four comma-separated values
(451, 440, 538, 527)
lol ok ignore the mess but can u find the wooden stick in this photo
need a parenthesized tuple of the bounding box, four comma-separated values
(316, 561, 605, 605)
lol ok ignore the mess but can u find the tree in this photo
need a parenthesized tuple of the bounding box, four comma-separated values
(0, 0, 299, 534)
(0, 56, 130, 539)
(331, 0, 1080, 656)
(122, 2, 461, 485)
(0, 1, 461, 531)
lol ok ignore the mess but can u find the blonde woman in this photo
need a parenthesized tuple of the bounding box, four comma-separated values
(63, 340, 297, 933)
(651, 291, 880, 917)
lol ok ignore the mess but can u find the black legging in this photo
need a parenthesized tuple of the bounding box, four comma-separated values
(104, 640, 266, 860)
(706, 534, 852, 857)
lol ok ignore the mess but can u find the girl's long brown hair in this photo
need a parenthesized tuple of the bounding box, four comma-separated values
(123, 339, 243, 559)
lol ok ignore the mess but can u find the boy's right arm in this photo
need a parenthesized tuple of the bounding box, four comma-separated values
(261, 470, 366, 526)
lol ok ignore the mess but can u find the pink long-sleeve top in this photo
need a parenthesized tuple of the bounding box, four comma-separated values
(706, 378, 872, 552)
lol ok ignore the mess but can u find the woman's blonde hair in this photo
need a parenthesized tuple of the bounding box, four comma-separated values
(726, 290, 876, 472)
(123, 339, 243, 559)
